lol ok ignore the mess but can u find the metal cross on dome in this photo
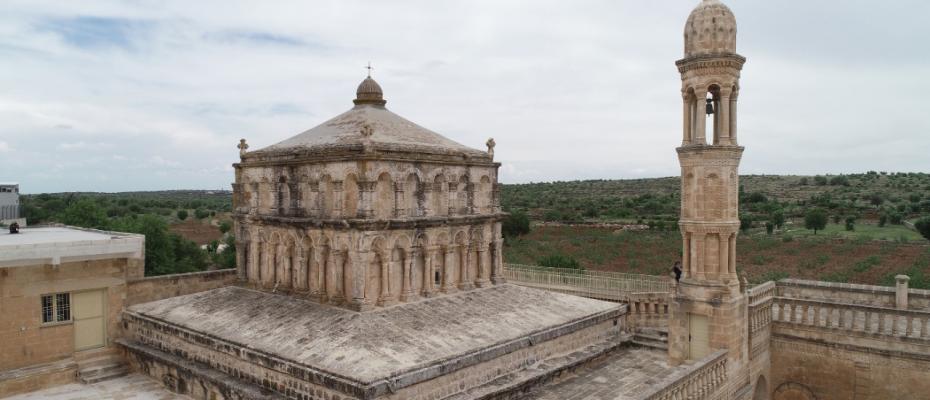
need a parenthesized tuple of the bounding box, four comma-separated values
(365, 62, 373, 77)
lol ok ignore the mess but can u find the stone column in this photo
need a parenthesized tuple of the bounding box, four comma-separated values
(465, 183, 476, 214)
(358, 181, 375, 218)
(458, 245, 473, 290)
(400, 249, 415, 301)
(694, 91, 706, 145)
(718, 233, 729, 281)
(350, 252, 371, 311)
(693, 233, 705, 280)
(379, 256, 396, 306)
(309, 246, 323, 301)
(728, 233, 737, 276)
(332, 181, 344, 218)
(682, 93, 692, 145)
(393, 182, 405, 218)
(729, 95, 738, 144)
(896, 275, 910, 310)
(491, 239, 505, 284)
(442, 247, 457, 293)
(248, 241, 260, 283)
(294, 248, 307, 291)
(680, 233, 689, 279)
(329, 250, 345, 304)
(447, 182, 458, 215)
(475, 244, 490, 287)
(277, 244, 290, 289)
(421, 183, 433, 216)
(423, 248, 435, 297)
(719, 91, 731, 145)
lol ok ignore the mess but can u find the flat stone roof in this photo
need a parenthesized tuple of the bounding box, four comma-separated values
(0, 226, 143, 267)
(126, 284, 624, 385)
(524, 347, 684, 399)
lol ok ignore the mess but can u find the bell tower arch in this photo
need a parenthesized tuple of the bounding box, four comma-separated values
(668, 0, 748, 380)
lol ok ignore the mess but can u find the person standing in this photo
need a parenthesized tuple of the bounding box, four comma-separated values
(672, 261, 682, 282)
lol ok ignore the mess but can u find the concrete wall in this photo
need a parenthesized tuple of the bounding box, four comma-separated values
(0, 258, 133, 371)
(126, 269, 237, 306)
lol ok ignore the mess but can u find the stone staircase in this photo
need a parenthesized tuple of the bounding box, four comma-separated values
(74, 346, 129, 384)
(632, 328, 668, 351)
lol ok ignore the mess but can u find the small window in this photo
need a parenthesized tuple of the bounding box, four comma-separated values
(41, 293, 71, 324)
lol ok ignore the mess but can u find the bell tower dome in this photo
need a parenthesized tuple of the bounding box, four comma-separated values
(668, 0, 749, 382)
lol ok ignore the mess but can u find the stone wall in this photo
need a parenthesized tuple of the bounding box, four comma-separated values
(770, 297, 930, 400)
(777, 279, 930, 310)
(0, 359, 76, 398)
(771, 336, 930, 400)
(0, 258, 131, 371)
(126, 269, 237, 306)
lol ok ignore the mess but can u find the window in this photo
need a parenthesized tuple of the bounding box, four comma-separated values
(41, 293, 71, 324)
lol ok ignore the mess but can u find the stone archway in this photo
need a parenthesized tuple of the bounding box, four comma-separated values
(773, 382, 816, 400)
(753, 376, 769, 400)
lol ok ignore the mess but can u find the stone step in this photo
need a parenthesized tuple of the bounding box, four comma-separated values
(79, 363, 130, 384)
(441, 335, 631, 400)
(74, 346, 119, 362)
(630, 338, 669, 351)
(633, 332, 668, 343)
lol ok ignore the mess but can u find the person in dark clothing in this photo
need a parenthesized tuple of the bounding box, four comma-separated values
(672, 261, 682, 282)
(9, 222, 20, 234)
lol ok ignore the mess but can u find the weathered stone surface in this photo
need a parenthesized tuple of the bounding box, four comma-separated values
(125, 284, 623, 384)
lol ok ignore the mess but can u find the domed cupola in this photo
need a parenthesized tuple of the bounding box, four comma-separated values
(684, 0, 737, 58)
(354, 76, 386, 106)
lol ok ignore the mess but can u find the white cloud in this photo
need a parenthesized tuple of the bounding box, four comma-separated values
(0, 141, 10, 152)
(0, 0, 928, 192)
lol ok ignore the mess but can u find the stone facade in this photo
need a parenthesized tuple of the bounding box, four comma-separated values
(232, 77, 505, 311)
(0, 227, 145, 397)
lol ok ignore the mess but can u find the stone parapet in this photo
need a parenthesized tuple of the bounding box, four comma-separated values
(126, 269, 237, 306)
(0, 358, 77, 398)
(777, 278, 930, 310)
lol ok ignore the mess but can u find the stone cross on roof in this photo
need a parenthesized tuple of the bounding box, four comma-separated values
(238, 139, 249, 156)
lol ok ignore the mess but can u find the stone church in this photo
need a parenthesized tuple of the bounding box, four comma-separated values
(4, 1, 930, 400)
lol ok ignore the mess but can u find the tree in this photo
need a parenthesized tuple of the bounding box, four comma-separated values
(845, 216, 856, 231)
(916, 217, 930, 242)
(60, 199, 109, 229)
(219, 220, 232, 235)
(770, 210, 786, 229)
(805, 209, 828, 234)
(503, 210, 531, 238)
(177, 210, 188, 221)
(765, 222, 775, 235)
(879, 214, 888, 227)
(194, 208, 210, 219)
(740, 215, 753, 233)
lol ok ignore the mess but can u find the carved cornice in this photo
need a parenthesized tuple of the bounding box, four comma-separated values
(235, 212, 505, 231)
(676, 54, 746, 74)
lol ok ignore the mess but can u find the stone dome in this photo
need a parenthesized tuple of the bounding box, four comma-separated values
(354, 76, 386, 106)
(684, 0, 737, 58)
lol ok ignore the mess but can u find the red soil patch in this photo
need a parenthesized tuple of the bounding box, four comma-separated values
(169, 219, 223, 246)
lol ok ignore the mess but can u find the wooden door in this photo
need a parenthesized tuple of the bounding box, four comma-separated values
(689, 313, 710, 360)
(73, 290, 106, 351)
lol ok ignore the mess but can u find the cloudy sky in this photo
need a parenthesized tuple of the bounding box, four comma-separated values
(1, 1, 928, 193)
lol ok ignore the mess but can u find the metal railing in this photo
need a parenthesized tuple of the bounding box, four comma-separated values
(503, 263, 671, 301)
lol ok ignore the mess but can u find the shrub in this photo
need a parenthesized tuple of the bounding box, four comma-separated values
(740, 215, 753, 233)
(890, 213, 904, 225)
(805, 209, 828, 234)
(814, 176, 828, 186)
(830, 175, 850, 186)
(879, 214, 888, 227)
(916, 217, 930, 242)
(845, 216, 856, 231)
(177, 210, 188, 221)
(537, 254, 582, 270)
(219, 220, 232, 235)
(503, 210, 531, 238)
(194, 208, 210, 219)
(765, 222, 774, 235)
(799, 177, 809, 185)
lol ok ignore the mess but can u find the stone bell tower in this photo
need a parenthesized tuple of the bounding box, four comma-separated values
(668, 0, 748, 376)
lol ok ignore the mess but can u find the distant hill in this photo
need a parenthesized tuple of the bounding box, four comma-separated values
(501, 172, 930, 225)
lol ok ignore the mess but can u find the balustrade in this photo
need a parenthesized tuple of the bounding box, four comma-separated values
(772, 297, 930, 339)
(640, 350, 728, 400)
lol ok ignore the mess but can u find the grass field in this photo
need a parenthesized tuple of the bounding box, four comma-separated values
(504, 226, 930, 289)
(780, 222, 924, 242)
